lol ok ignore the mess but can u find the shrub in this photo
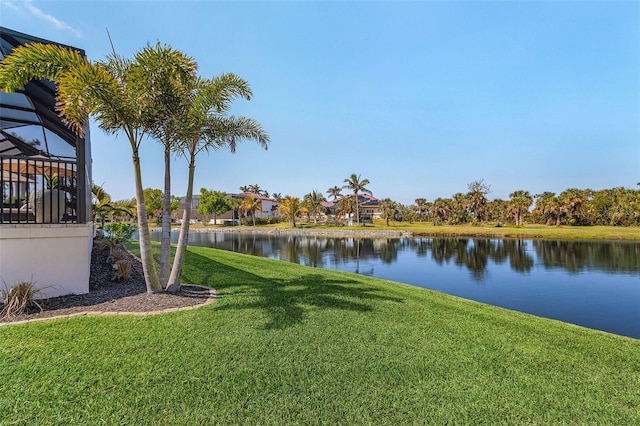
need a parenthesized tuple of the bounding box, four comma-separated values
(112, 259, 132, 281)
(1, 281, 43, 318)
(109, 247, 128, 263)
(103, 223, 137, 253)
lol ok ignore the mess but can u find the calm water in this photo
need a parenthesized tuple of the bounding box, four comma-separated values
(154, 231, 640, 339)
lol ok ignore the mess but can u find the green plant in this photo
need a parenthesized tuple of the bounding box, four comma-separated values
(1, 281, 42, 318)
(103, 223, 137, 253)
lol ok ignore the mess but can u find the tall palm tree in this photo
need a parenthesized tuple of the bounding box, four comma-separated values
(326, 186, 342, 200)
(166, 74, 269, 292)
(241, 195, 262, 226)
(342, 173, 371, 225)
(239, 185, 250, 193)
(131, 43, 197, 288)
(0, 42, 165, 292)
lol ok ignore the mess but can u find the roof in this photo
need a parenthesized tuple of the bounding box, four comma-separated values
(0, 27, 86, 159)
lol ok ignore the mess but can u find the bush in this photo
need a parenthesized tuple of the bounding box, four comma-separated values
(240, 216, 284, 226)
(1, 281, 42, 318)
(103, 223, 137, 252)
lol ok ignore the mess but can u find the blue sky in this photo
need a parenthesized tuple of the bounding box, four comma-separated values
(1, 0, 638, 204)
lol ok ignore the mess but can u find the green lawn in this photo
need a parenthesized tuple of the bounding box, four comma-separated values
(194, 222, 640, 240)
(1, 246, 639, 424)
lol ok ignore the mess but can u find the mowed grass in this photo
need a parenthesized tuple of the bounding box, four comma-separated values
(194, 222, 640, 240)
(1, 246, 639, 424)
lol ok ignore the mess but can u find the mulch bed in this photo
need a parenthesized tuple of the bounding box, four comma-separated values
(0, 242, 215, 324)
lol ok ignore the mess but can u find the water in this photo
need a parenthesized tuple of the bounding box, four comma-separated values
(152, 231, 640, 339)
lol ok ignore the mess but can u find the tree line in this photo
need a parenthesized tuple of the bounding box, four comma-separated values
(394, 181, 640, 227)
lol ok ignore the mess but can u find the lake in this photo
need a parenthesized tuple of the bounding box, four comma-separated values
(152, 231, 640, 339)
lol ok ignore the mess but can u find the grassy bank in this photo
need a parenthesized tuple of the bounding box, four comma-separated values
(1, 246, 638, 424)
(190, 222, 640, 240)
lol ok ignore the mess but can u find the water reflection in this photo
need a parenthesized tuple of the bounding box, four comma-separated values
(166, 232, 639, 279)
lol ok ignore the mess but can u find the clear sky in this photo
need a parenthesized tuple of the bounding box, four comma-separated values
(2, 0, 639, 204)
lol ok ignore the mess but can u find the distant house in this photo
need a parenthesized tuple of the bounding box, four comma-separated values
(323, 193, 382, 223)
(0, 27, 93, 299)
(177, 192, 279, 225)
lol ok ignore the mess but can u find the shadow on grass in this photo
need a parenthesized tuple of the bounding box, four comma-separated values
(182, 250, 404, 329)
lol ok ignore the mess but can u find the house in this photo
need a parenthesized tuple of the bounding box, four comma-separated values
(323, 193, 382, 222)
(0, 28, 93, 299)
(176, 192, 279, 225)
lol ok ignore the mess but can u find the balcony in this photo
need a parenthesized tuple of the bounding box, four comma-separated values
(1, 155, 79, 224)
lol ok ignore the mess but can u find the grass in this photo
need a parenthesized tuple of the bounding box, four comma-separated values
(188, 221, 640, 240)
(1, 245, 639, 424)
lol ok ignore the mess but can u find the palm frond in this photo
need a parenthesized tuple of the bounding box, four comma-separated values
(0, 42, 86, 92)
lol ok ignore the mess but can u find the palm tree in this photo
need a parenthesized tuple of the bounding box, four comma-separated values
(303, 190, 326, 224)
(278, 196, 304, 227)
(466, 179, 491, 223)
(239, 185, 250, 193)
(326, 186, 342, 200)
(247, 184, 268, 196)
(380, 198, 397, 226)
(271, 192, 283, 204)
(131, 43, 196, 288)
(432, 197, 452, 225)
(336, 196, 355, 225)
(533, 192, 562, 226)
(0, 42, 165, 292)
(241, 195, 263, 226)
(509, 190, 533, 226)
(226, 197, 242, 225)
(558, 188, 591, 225)
(415, 198, 427, 222)
(342, 173, 371, 225)
(166, 74, 269, 292)
(92, 184, 133, 227)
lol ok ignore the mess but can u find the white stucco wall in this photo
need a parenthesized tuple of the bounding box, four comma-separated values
(0, 223, 93, 299)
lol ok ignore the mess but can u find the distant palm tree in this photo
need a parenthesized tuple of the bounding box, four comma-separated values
(534, 192, 562, 226)
(336, 196, 355, 225)
(415, 198, 427, 222)
(509, 190, 533, 226)
(342, 173, 371, 225)
(272, 192, 283, 204)
(92, 184, 133, 227)
(278, 196, 304, 227)
(326, 186, 342, 200)
(303, 190, 326, 224)
(380, 198, 397, 226)
(239, 185, 250, 193)
(241, 195, 262, 226)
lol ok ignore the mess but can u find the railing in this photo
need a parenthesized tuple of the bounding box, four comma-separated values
(1, 155, 78, 224)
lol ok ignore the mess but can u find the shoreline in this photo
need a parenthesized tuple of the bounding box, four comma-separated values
(154, 224, 640, 241)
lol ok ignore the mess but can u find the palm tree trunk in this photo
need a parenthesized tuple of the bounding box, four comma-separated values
(166, 156, 195, 293)
(132, 150, 162, 293)
(159, 144, 172, 288)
